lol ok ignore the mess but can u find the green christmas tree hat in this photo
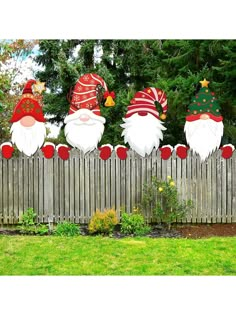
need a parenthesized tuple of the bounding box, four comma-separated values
(186, 79, 223, 122)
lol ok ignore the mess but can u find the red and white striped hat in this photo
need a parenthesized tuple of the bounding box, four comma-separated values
(125, 87, 168, 120)
(67, 73, 114, 119)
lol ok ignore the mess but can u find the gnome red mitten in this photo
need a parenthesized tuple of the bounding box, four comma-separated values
(0, 142, 14, 159)
(56, 144, 71, 160)
(98, 144, 113, 160)
(175, 144, 189, 159)
(115, 145, 128, 160)
(159, 145, 173, 160)
(220, 144, 235, 159)
(41, 142, 55, 159)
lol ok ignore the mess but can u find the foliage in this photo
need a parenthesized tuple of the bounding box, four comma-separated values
(0, 40, 38, 142)
(120, 207, 151, 236)
(141, 176, 193, 230)
(53, 221, 81, 237)
(88, 209, 118, 235)
(18, 207, 49, 235)
(35, 39, 236, 147)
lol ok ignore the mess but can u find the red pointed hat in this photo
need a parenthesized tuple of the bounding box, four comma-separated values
(66, 73, 115, 121)
(10, 79, 46, 123)
(125, 87, 168, 120)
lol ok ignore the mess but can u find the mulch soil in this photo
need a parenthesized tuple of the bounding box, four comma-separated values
(1, 224, 236, 239)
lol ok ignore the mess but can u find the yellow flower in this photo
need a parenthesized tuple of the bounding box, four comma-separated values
(159, 187, 163, 192)
(169, 181, 175, 186)
(167, 175, 171, 180)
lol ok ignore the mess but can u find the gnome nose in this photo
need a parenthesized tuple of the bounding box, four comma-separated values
(80, 114, 90, 122)
(200, 113, 210, 120)
(20, 116, 36, 127)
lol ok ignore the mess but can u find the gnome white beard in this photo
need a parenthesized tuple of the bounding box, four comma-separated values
(11, 121, 46, 156)
(121, 113, 167, 157)
(184, 119, 224, 161)
(65, 118, 105, 153)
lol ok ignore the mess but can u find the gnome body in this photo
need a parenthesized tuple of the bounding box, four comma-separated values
(121, 87, 168, 157)
(184, 79, 224, 161)
(10, 80, 46, 157)
(64, 73, 115, 155)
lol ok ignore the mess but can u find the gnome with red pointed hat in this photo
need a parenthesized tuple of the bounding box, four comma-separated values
(9, 79, 47, 157)
(120, 87, 168, 157)
(64, 73, 115, 159)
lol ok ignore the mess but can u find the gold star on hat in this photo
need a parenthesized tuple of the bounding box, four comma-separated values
(33, 81, 46, 94)
(200, 78, 210, 88)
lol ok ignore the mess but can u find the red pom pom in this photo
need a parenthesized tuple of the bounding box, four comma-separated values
(56, 145, 71, 160)
(159, 145, 173, 160)
(220, 145, 235, 159)
(115, 145, 128, 160)
(0, 143, 14, 159)
(175, 144, 189, 159)
(98, 145, 113, 160)
(41, 143, 55, 159)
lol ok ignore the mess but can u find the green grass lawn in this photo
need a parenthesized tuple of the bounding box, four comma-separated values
(0, 235, 235, 275)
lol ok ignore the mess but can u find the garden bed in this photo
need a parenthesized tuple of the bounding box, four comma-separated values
(1, 223, 236, 238)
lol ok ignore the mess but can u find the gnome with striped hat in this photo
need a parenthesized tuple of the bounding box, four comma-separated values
(64, 73, 115, 155)
(121, 87, 168, 157)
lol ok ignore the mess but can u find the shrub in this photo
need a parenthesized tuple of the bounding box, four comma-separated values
(120, 208, 151, 236)
(141, 176, 193, 230)
(53, 221, 81, 236)
(88, 209, 118, 235)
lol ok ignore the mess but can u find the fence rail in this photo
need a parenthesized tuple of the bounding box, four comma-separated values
(0, 149, 235, 224)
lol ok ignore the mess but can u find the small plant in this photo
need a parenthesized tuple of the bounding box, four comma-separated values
(53, 221, 81, 236)
(88, 209, 118, 235)
(18, 208, 50, 235)
(120, 207, 151, 236)
(18, 207, 37, 234)
(141, 176, 193, 230)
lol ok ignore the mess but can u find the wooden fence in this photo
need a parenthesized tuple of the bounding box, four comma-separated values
(0, 149, 235, 224)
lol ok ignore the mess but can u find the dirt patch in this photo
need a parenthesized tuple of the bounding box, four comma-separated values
(174, 223, 236, 239)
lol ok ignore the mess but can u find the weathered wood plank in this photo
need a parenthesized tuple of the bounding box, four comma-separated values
(232, 152, 236, 222)
(110, 152, 116, 211)
(115, 153, 121, 219)
(8, 158, 14, 224)
(0, 157, 3, 224)
(216, 151, 222, 223)
(2, 158, 8, 224)
(89, 152, 95, 218)
(84, 153, 90, 223)
(74, 153, 80, 223)
(211, 151, 217, 223)
(69, 152, 75, 222)
(226, 157, 232, 223)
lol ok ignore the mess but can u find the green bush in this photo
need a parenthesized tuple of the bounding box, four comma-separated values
(18, 208, 50, 235)
(120, 208, 151, 236)
(88, 209, 118, 235)
(53, 221, 81, 236)
(141, 176, 193, 230)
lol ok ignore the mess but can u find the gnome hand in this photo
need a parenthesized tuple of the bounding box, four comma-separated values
(159, 145, 173, 160)
(0, 142, 14, 159)
(220, 144, 235, 159)
(56, 144, 71, 160)
(98, 144, 113, 160)
(41, 142, 55, 159)
(175, 144, 189, 159)
(115, 145, 128, 160)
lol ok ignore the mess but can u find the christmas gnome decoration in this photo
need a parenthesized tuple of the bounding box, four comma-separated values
(10, 79, 47, 157)
(184, 79, 224, 161)
(64, 73, 115, 159)
(121, 87, 168, 157)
